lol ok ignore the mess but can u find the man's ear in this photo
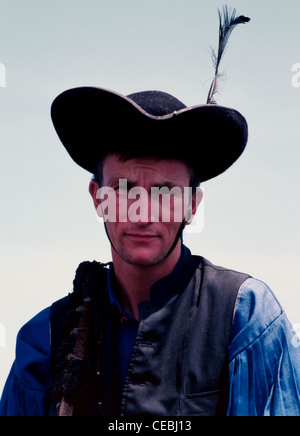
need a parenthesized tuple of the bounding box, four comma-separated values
(89, 179, 103, 218)
(185, 187, 203, 225)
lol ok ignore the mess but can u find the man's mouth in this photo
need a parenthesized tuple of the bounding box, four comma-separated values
(126, 233, 158, 242)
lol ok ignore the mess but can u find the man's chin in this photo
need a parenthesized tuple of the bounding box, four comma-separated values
(118, 247, 166, 268)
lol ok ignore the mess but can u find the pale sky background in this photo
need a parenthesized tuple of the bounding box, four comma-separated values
(1, 0, 300, 393)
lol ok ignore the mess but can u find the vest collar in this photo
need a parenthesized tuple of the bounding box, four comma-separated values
(108, 244, 201, 318)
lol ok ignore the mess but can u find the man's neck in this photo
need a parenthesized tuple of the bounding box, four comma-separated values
(111, 243, 182, 320)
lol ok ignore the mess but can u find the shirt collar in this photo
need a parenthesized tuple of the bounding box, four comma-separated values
(107, 244, 200, 318)
(107, 264, 137, 322)
(149, 244, 199, 301)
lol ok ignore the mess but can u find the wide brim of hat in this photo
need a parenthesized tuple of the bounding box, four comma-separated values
(51, 86, 248, 182)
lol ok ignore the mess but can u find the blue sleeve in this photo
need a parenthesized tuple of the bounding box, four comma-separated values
(0, 307, 51, 416)
(227, 278, 300, 416)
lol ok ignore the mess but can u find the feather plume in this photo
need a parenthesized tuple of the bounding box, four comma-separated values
(206, 5, 250, 104)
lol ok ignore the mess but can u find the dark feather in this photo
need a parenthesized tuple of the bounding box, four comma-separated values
(206, 5, 250, 104)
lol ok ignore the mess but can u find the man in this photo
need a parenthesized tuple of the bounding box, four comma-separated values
(1, 85, 300, 417)
(1, 7, 300, 416)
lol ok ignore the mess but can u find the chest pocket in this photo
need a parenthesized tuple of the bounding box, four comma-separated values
(179, 390, 221, 416)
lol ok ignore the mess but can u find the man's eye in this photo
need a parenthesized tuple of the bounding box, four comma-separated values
(120, 182, 135, 191)
(152, 186, 182, 197)
(115, 184, 134, 195)
(160, 187, 172, 195)
(112, 184, 126, 191)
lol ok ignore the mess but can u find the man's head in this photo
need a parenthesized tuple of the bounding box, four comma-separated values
(89, 153, 203, 267)
(51, 86, 247, 265)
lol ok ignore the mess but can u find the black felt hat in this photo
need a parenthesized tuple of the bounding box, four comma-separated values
(51, 86, 248, 183)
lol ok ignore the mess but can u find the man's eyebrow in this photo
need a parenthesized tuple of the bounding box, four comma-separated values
(105, 177, 127, 186)
(105, 177, 137, 187)
(104, 178, 182, 190)
(154, 182, 180, 189)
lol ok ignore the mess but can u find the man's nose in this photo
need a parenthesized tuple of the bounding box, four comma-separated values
(127, 186, 152, 224)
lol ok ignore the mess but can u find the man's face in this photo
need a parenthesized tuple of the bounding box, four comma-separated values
(90, 153, 200, 267)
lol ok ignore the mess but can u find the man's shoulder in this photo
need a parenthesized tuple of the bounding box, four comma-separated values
(194, 255, 251, 301)
(17, 306, 51, 350)
(15, 307, 51, 390)
(230, 277, 285, 353)
(192, 256, 284, 338)
(233, 277, 283, 328)
(196, 255, 251, 279)
(195, 257, 281, 319)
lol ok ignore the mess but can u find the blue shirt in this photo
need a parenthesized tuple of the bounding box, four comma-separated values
(107, 264, 139, 390)
(1, 259, 300, 416)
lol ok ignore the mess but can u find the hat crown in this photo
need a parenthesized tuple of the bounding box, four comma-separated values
(127, 90, 186, 116)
